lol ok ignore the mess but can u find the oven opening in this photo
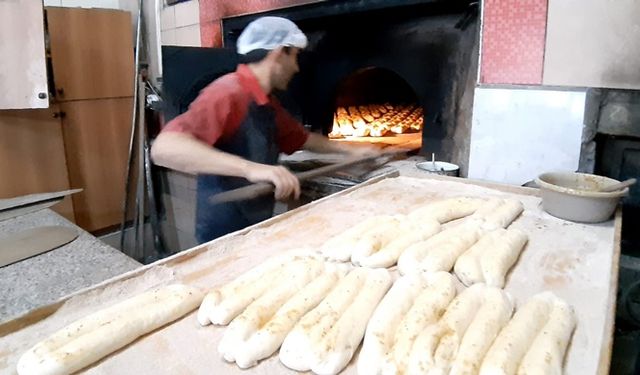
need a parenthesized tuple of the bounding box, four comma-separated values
(328, 67, 423, 147)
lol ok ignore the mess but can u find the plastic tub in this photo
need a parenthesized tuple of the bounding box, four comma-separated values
(535, 172, 628, 223)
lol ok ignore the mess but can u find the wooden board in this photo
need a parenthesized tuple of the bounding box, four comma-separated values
(46, 7, 134, 101)
(0, 175, 620, 375)
(0, 107, 75, 222)
(0, 189, 81, 211)
(59, 97, 133, 232)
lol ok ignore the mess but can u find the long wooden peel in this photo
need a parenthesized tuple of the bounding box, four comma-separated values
(208, 149, 410, 204)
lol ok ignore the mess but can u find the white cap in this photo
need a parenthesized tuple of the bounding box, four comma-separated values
(236, 16, 308, 55)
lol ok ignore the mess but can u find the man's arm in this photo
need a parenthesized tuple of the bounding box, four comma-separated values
(302, 133, 380, 157)
(151, 131, 300, 199)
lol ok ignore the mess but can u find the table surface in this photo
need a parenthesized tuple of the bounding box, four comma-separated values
(0, 174, 620, 375)
(0, 209, 140, 322)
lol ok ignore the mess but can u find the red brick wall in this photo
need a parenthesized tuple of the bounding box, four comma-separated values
(480, 0, 548, 85)
(200, 0, 550, 85)
(199, 0, 321, 47)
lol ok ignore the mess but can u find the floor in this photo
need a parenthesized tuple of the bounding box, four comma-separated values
(611, 205, 640, 374)
(612, 327, 640, 374)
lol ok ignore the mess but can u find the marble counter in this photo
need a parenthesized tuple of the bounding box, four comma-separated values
(0, 209, 140, 322)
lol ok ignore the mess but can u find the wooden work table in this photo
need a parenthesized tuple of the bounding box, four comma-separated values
(0, 170, 620, 374)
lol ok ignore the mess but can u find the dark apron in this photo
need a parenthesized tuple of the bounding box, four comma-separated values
(195, 102, 280, 243)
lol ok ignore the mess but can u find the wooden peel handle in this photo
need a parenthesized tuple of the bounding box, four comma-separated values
(207, 150, 406, 204)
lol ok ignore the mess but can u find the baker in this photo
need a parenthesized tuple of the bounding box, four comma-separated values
(151, 16, 377, 243)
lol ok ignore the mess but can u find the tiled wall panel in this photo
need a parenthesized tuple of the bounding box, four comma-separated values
(480, 0, 548, 85)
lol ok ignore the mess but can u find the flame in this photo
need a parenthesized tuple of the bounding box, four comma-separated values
(329, 104, 423, 138)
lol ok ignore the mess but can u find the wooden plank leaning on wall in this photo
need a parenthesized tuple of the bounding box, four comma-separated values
(59, 98, 134, 232)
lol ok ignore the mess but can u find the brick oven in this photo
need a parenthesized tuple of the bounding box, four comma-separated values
(221, 0, 479, 161)
(161, 0, 480, 205)
(164, 0, 479, 168)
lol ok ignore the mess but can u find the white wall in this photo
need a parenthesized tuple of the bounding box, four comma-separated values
(160, 0, 201, 47)
(467, 87, 586, 185)
(543, 0, 640, 90)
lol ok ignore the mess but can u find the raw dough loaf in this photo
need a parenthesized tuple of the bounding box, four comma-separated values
(321, 215, 400, 262)
(218, 258, 321, 363)
(197, 252, 312, 326)
(280, 267, 392, 375)
(483, 199, 524, 230)
(469, 198, 524, 231)
(479, 292, 575, 375)
(406, 283, 487, 374)
(408, 197, 485, 224)
(449, 288, 514, 375)
(397, 220, 484, 275)
(406, 285, 513, 375)
(516, 297, 576, 375)
(350, 216, 407, 266)
(355, 219, 441, 269)
(17, 284, 204, 375)
(219, 260, 346, 369)
(347, 197, 486, 269)
(358, 272, 456, 375)
(454, 228, 528, 288)
(469, 198, 505, 220)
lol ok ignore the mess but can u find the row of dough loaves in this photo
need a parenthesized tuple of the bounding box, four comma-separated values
(359, 272, 576, 375)
(321, 197, 527, 288)
(198, 252, 576, 375)
(198, 252, 393, 374)
(17, 253, 576, 375)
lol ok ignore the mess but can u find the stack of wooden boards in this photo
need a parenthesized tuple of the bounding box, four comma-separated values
(15, 196, 577, 375)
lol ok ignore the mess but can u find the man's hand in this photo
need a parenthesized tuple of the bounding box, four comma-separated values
(245, 163, 301, 201)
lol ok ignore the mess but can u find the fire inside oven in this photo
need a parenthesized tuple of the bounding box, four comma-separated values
(327, 67, 423, 145)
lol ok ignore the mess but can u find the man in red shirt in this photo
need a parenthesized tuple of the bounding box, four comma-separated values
(151, 17, 376, 243)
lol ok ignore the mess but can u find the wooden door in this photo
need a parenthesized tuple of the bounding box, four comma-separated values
(0, 106, 75, 221)
(46, 7, 134, 101)
(60, 97, 133, 232)
(0, 0, 49, 109)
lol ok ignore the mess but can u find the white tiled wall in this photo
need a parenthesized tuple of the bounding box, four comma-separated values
(160, 5, 175, 30)
(160, 29, 176, 45)
(174, 0, 199, 28)
(160, 0, 200, 47)
(468, 87, 586, 185)
(174, 24, 201, 47)
(543, 0, 640, 90)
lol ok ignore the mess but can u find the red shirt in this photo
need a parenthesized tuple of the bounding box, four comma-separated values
(162, 64, 309, 155)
